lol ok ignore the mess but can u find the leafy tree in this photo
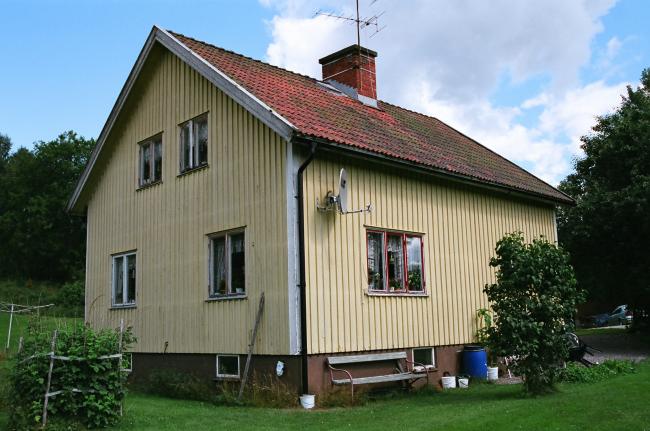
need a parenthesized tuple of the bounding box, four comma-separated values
(0, 131, 94, 280)
(558, 68, 650, 331)
(484, 233, 584, 395)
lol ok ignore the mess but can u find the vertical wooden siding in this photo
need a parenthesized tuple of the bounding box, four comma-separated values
(85, 46, 289, 355)
(303, 155, 557, 354)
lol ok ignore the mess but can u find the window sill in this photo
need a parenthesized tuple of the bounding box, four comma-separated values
(412, 365, 438, 373)
(178, 164, 209, 178)
(365, 290, 429, 298)
(110, 304, 137, 310)
(213, 376, 241, 381)
(137, 180, 162, 191)
(205, 294, 247, 302)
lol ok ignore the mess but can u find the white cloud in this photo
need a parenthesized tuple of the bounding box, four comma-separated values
(260, 0, 628, 185)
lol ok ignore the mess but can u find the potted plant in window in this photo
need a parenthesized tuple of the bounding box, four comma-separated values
(408, 270, 421, 291)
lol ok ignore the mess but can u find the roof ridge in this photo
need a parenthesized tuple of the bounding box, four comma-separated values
(167, 29, 321, 84)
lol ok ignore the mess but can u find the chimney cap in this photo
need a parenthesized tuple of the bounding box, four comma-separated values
(318, 44, 378, 65)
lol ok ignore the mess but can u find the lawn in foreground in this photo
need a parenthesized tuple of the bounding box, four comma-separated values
(115, 361, 650, 431)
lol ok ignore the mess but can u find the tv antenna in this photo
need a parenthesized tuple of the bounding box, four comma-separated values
(316, 168, 373, 215)
(315, 0, 387, 45)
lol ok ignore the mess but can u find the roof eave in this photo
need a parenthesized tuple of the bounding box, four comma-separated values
(66, 25, 296, 214)
(293, 133, 575, 207)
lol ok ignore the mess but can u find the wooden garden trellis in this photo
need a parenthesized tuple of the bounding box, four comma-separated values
(17, 319, 126, 428)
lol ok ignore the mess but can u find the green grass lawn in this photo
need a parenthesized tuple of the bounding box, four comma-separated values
(1, 359, 648, 430)
(0, 311, 81, 353)
(89, 361, 650, 430)
(574, 326, 629, 336)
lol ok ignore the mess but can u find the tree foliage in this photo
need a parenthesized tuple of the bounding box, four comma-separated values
(0, 131, 94, 281)
(484, 233, 584, 394)
(558, 68, 650, 330)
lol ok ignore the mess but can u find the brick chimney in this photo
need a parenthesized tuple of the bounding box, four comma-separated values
(319, 45, 378, 105)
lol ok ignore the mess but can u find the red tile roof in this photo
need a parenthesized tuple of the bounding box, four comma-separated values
(171, 31, 572, 204)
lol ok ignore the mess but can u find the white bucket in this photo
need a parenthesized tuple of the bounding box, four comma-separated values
(487, 366, 499, 381)
(300, 394, 315, 409)
(458, 378, 469, 388)
(441, 376, 456, 389)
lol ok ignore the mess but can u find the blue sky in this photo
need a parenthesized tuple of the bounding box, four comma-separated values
(1, 0, 648, 185)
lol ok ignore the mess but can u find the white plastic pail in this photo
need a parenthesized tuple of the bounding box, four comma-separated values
(300, 394, 315, 409)
(441, 376, 456, 389)
(487, 366, 499, 381)
(458, 378, 469, 388)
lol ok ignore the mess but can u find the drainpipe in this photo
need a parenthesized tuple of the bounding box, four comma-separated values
(296, 141, 318, 395)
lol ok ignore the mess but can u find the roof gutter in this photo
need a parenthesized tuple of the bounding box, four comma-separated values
(296, 140, 318, 395)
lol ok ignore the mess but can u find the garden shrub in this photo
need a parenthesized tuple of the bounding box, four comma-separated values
(484, 233, 585, 395)
(8, 323, 134, 429)
(56, 280, 85, 316)
(559, 360, 636, 383)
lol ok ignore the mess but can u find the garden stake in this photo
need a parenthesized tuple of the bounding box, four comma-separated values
(42, 330, 58, 428)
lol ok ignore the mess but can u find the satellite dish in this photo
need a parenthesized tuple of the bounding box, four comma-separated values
(338, 168, 348, 214)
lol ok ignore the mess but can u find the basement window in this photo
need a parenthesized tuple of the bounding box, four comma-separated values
(366, 230, 425, 293)
(216, 355, 240, 379)
(112, 252, 136, 307)
(209, 230, 246, 297)
(138, 134, 162, 186)
(179, 113, 208, 172)
(413, 348, 436, 368)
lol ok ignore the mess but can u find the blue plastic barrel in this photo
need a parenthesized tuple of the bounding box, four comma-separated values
(462, 345, 488, 379)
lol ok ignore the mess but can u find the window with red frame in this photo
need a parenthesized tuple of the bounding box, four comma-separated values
(366, 230, 424, 293)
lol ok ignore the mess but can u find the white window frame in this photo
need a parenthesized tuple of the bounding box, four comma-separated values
(111, 251, 137, 307)
(138, 134, 163, 186)
(208, 229, 246, 298)
(179, 113, 208, 172)
(216, 354, 240, 379)
(412, 347, 436, 369)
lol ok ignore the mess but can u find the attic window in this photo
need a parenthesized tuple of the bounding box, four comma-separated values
(138, 134, 162, 187)
(366, 230, 425, 293)
(179, 113, 208, 172)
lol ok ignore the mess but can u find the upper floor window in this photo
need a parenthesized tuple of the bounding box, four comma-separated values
(139, 134, 162, 186)
(367, 230, 424, 293)
(112, 251, 136, 307)
(180, 113, 208, 172)
(209, 230, 245, 297)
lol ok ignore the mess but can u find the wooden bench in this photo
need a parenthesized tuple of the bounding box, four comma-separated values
(327, 352, 431, 399)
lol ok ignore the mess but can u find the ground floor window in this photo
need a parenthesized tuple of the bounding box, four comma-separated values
(413, 347, 436, 368)
(209, 229, 246, 297)
(112, 252, 136, 306)
(216, 355, 240, 379)
(366, 229, 425, 293)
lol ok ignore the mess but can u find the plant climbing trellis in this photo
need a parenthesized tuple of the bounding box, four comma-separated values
(9, 319, 133, 429)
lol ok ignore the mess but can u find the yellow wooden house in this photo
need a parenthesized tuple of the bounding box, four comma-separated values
(68, 26, 572, 395)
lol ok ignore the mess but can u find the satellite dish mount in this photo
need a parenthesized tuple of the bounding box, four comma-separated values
(316, 168, 373, 215)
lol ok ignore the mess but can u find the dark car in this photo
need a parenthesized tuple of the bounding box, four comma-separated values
(589, 305, 633, 327)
